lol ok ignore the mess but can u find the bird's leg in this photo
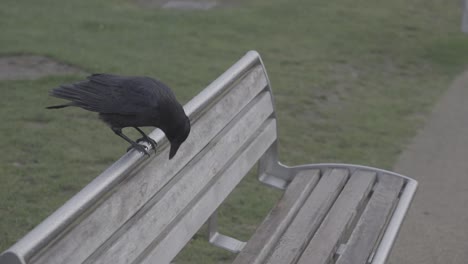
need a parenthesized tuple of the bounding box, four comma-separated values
(133, 127, 158, 150)
(111, 127, 150, 156)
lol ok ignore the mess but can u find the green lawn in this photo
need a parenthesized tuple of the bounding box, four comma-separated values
(1, 0, 467, 262)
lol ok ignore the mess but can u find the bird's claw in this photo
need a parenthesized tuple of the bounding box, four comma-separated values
(127, 142, 150, 156)
(137, 137, 158, 150)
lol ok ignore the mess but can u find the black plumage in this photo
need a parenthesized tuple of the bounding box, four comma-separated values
(47, 74, 190, 159)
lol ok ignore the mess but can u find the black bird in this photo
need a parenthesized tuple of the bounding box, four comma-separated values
(47, 74, 190, 159)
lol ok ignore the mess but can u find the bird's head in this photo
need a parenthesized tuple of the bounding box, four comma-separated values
(167, 115, 191, 160)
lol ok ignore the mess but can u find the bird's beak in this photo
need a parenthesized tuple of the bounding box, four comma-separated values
(169, 143, 181, 160)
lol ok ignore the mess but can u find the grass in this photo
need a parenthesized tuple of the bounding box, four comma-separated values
(1, 0, 468, 262)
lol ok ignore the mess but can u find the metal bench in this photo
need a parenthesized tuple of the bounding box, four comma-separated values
(0, 51, 417, 264)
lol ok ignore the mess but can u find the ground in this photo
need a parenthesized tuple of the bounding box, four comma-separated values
(0, 55, 83, 80)
(389, 70, 468, 264)
(135, 0, 238, 9)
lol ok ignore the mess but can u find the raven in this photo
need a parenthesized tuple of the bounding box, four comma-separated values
(47, 74, 190, 159)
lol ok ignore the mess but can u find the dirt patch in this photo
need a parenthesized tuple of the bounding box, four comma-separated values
(135, 0, 238, 9)
(0, 55, 84, 80)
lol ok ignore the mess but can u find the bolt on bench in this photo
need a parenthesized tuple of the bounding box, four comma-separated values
(0, 51, 417, 264)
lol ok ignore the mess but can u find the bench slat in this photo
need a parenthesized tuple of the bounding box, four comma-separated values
(297, 170, 377, 264)
(232, 169, 320, 264)
(84, 92, 275, 264)
(30, 64, 268, 264)
(336, 176, 404, 264)
(140, 119, 278, 264)
(266, 169, 350, 264)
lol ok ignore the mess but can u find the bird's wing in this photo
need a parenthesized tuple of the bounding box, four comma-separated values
(50, 74, 171, 114)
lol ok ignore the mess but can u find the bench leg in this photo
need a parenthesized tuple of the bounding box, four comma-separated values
(207, 210, 246, 253)
(258, 144, 292, 190)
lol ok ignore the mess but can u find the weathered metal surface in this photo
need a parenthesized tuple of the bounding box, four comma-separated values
(296, 170, 377, 264)
(372, 178, 416, 264)
(265, 169, 349, 264)
(84, 93, 274, 264)
(233, 169, 320, 264)
(30, 63, 268, 264)
(139, 120, 277, 264)
(231, 165, 415, 264)
(336, 176, 404, 264)
(302, 163, 418, 264)
(0, 51, 269, 264)
(208, 210, 247, 253)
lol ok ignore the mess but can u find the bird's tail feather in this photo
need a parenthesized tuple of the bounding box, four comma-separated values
(47, 82, 108, 112)
(46, 103, 73, 109)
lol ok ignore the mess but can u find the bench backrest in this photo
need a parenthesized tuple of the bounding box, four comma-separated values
(0, 51, 278, 264)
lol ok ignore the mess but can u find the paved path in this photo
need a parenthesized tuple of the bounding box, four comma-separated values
(388, 71, 468, 263)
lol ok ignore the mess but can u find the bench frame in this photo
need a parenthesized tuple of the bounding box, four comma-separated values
(206, 53, 417, 264)
(207, 161, 417, 263)
(0, 51, 417, 264)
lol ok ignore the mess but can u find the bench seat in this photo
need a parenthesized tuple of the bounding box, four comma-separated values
(234, 167, 409, 264)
